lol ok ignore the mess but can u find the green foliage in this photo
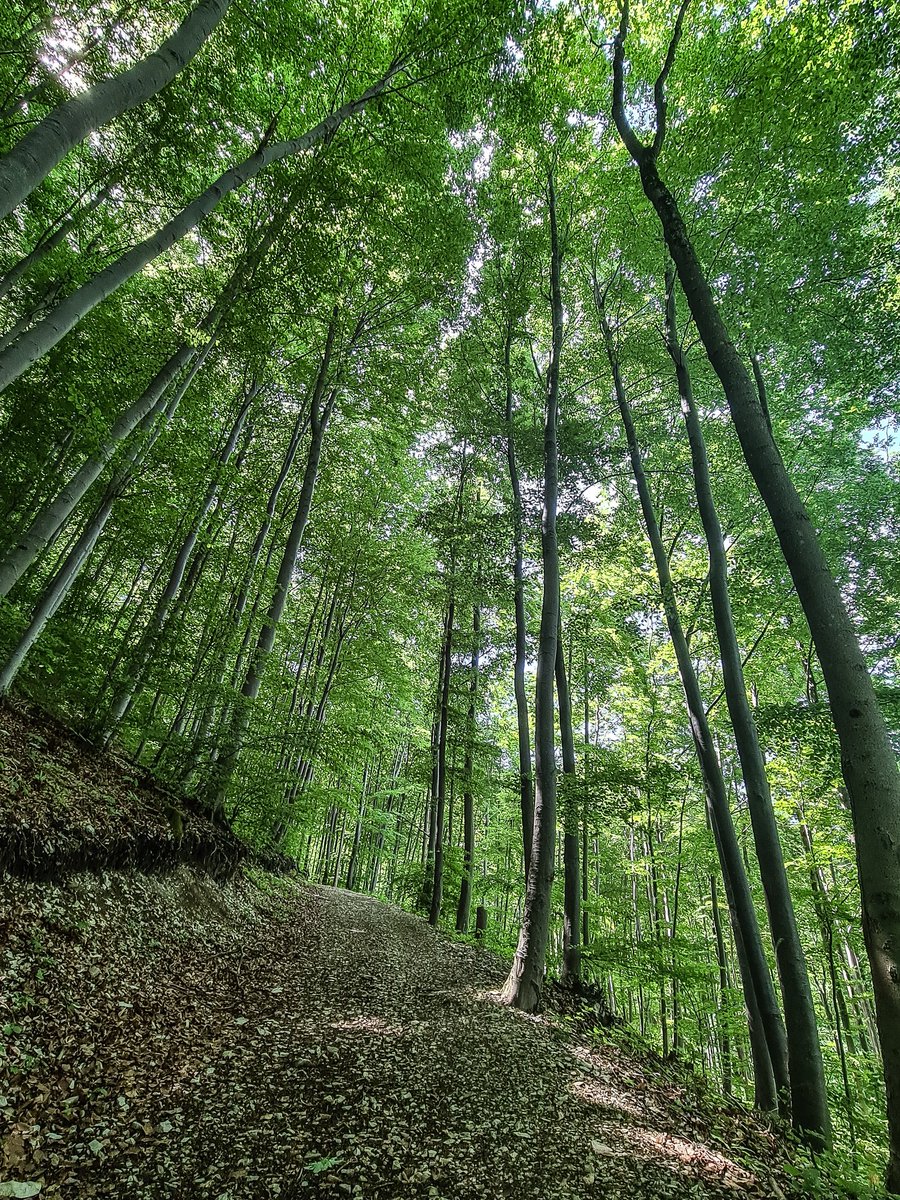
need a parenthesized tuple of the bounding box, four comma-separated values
(0, 0, 897, 1182)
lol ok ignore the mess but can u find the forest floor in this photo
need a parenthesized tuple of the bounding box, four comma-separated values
(1, 699, 809, 1200)
(2, 869, 810, 1200)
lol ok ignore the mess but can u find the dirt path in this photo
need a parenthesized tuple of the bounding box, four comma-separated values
(1, 870, 793, 1199)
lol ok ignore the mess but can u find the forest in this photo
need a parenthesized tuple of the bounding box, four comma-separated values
(0, 0, 899, 1193)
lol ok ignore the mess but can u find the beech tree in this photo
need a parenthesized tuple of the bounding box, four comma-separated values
(2, 0, 898, 1187)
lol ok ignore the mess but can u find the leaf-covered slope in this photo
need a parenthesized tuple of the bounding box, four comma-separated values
(0, 699, 248, 878)
(2, 870, 808, 1199)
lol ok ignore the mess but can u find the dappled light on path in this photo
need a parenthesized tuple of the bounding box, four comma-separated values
(2, 873, 798, 1199)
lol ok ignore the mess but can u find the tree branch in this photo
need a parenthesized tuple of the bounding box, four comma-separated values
(651, 0, 692, 158)
(611, 0, 648, 162)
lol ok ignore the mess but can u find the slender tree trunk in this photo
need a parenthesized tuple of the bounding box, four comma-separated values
(0, 66, 403, 394)
(612, 40, 900, 1173)
(429, 450, 468, 925)
(346, 766, 367, 891)
(456, 600, 480, 933)
(0, 380, 178, 693)
(710, 873, 733, 1096)
(0, 177, 114, 303)
(556, 616, 581, 989)
(503, 326, 534, 876)
(666, 274, 830, 1144)
(501, 170, 563, 1012)
(207, 318, 338, 810)
(581, 647, 591, 951)
(597, 295, 788, 1111)
(0, 0, 231, 222)
(185, 405, 309, 781)
(428, 593, 455, 926)
(0, 312, 221, 597)
(100, 386, 256, 740)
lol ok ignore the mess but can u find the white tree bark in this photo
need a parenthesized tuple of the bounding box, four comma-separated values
(0, 0, 231, 221)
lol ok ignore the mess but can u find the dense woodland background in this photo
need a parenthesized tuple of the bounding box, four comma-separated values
(1, 0, 899, 1192)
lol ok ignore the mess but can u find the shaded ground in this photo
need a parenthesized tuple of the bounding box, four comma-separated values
(2, 867, 802, 1199)
(0, 700, 249, 879)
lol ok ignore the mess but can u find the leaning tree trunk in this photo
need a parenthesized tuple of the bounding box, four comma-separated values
(0, 194, 296, 600)
(666, 273, 831, 1145)
(207, 319, 338, 812)
(184, 402, 310, 781)
(597, 296, 788, 1112)
(100, 385, 256, 743)
(501, 169, 563, 1013)
(0, 176, 115, 303)
(0, 382, 177, 694)
(556, 618, 581, 989)
(0, 0, 231, 222)
(612, 22, 900, 1174)
(0, 64, 404, 395)
(0, 306, 221, 597)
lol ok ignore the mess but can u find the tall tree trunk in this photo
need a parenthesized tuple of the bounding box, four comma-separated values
(0, 190, 300, 598)
(428, 588, 456, 926)
(503, 325, 534, 876)
(581, 647, 591, 950)
(556, 616, 581, 989)
(184, 404, 310, 781)
(501, 169, 563, 1012)
(666, 273, 830, 1144)
(456, 599, 481, 933)
(596, 291, 788, 1111)
(100, 385, 256, 741)
(207, 316, 339, 811)
(710, 873, 734, 1096)
(0, 64, 404, 394)
(613, 20, 900, 1179)
(0, 307, 222, 596)
(0, 0, 231, 221)
(0, 176, 114, 303)
(429, 448, 468, 926)
(0, 379, 178, 693)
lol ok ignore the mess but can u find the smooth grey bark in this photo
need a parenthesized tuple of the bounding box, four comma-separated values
(280, 572, 354, 817)
(0, 195, 293, 599)
(207, 317, 338, 811)
(556, 618, 581, 989)
(420, 644, 444, 911)
(614, 8, 900, 1181)
(428, 592, 455, 926)
(184, 404, 310, 782)
(0, 280, 63, 353)
(0, 64, 404, 395)
(596, 291, 788, 1111)
(0, 384, 177, 694)
(582, 648, 591, 949)
(455, 600, 480, 933)
(0, 315, 218, 597)
(501, 170, 563, 1012)
(666, 274, 831, 1145)
(0, 177, 114, 303)
(345, 765, 368, 890)
(502, 325, 534, 878)
(710, 873, 734, 1095)
(0, 0, 231, 222)
(100, 386, 256, 742)
(427, 451, 467, 923)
